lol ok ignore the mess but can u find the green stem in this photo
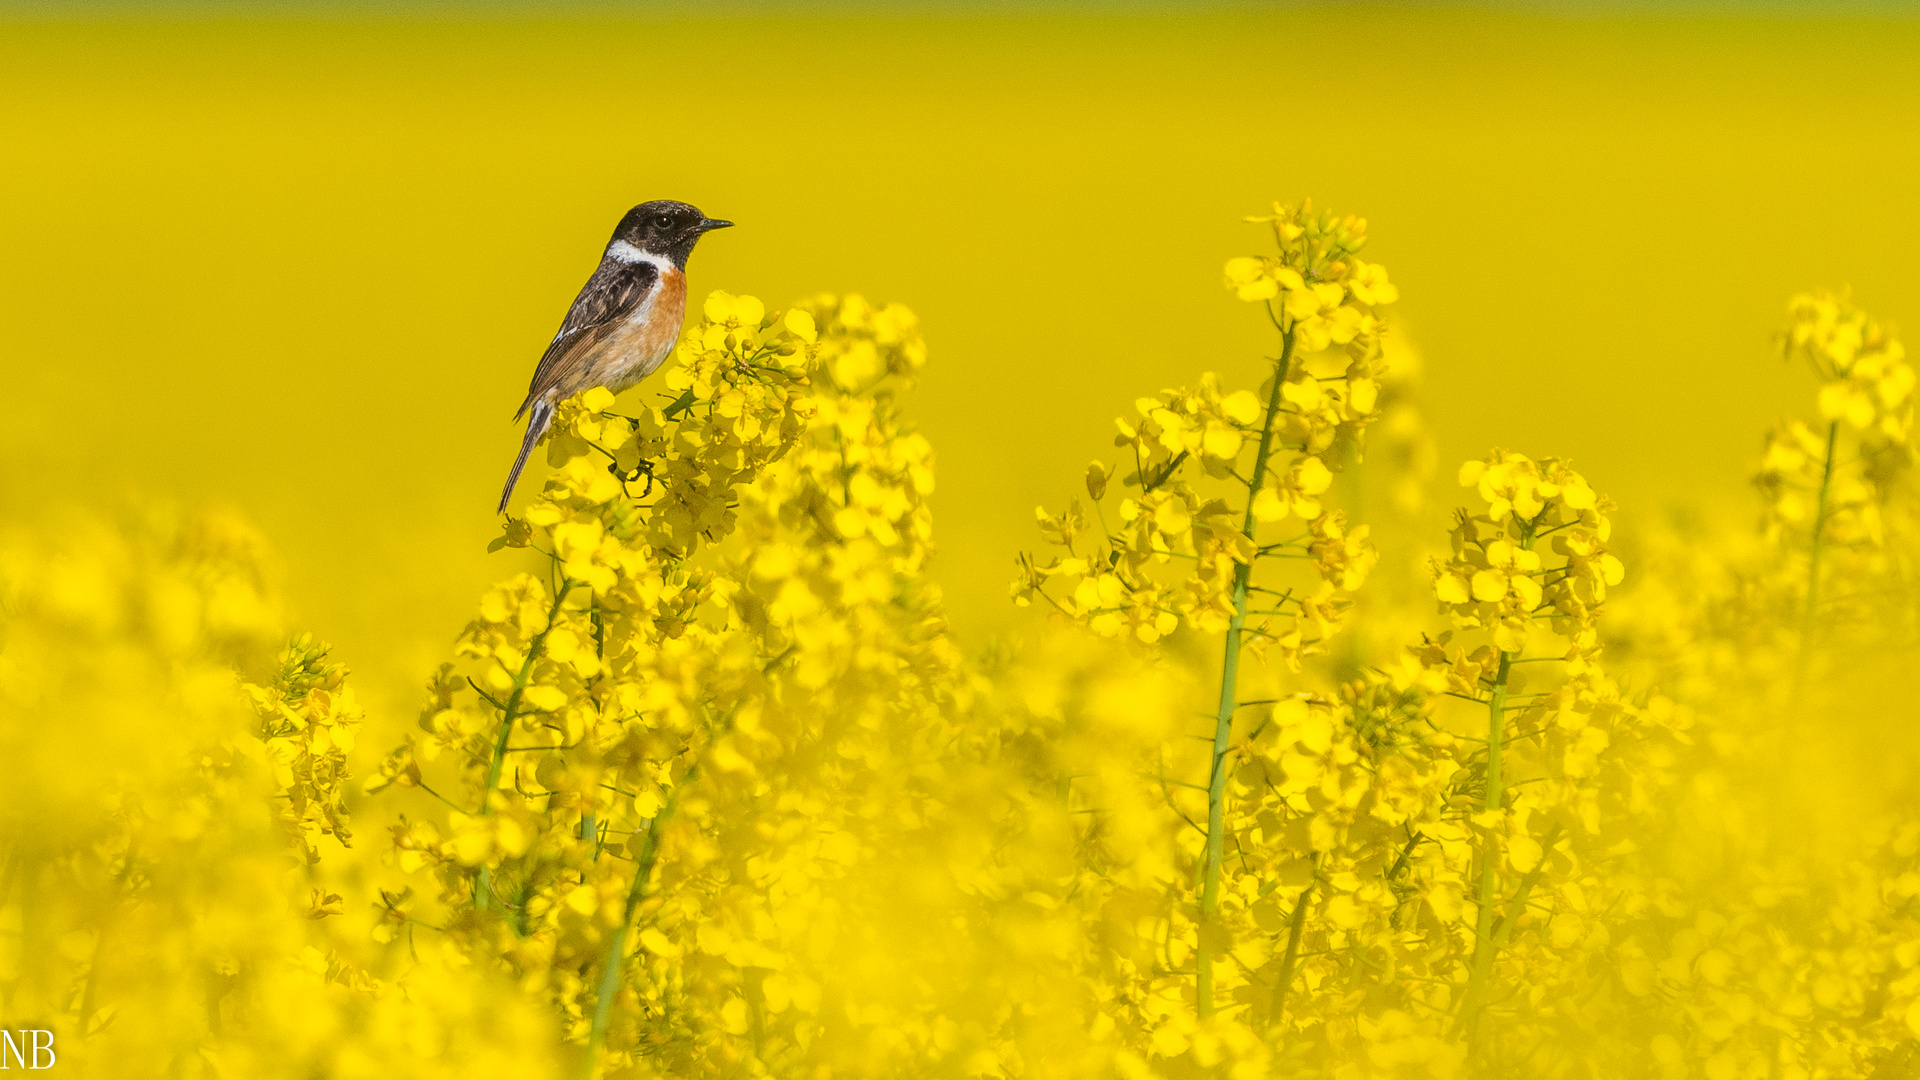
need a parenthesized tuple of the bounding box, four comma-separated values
(1197, 327, 1295, 1019)
(1461, 649, 1513, 1040)
(661, 388, 696, 419)
(1268, 851, 1320, 1033)
(475, 579, 575, 911)
(1384, 831, 1424, 929)
(1489, 824, 1562, 952)
(1385, 831, 1422, 885)
(582, 780, 685, 1080)
(1795, 420, 1840, 697)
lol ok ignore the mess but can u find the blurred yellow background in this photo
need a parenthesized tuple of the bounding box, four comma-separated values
(4, 7, 1918, 714)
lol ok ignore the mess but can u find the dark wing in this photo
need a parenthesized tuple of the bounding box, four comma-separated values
(515, 257, 660, 418)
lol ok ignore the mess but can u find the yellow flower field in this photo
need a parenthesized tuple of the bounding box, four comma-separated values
(4, 7, 1920, 1079)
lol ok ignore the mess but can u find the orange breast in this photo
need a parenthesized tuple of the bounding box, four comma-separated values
(596, 267, 687, 392)
(640, 268, 687, 366)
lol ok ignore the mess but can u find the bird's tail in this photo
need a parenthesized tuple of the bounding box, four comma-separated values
(498, 399, 555, 513)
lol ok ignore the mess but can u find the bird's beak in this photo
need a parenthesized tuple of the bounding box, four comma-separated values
(698, 218, 735, 232)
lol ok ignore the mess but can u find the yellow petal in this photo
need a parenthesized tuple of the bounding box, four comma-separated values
(1203, 425, 1243, 461)
(1508, 833, 1543, 874)
(1221, 390, 1262, 424)
(783, 309, 818, 342)
(1294, 456, 1333, 495)
(1325, 894, 1363, 929)
(523, 684, 569, 712)
(1223, 256, 1265, 284)
(1251, 487, 1285, 522)
(1154, 499, 1192, 535)
(1512, 574, 1542, 608)
(734, 294, 766, 327)
(1600, 554, 1626, 586)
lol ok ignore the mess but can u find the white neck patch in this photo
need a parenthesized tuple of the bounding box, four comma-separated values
(607, 240, 673, 273)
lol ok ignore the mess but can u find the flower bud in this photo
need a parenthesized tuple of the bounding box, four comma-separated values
(1085, 461, 1110, 501)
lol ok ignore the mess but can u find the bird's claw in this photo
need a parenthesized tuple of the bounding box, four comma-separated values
(607, 458, 657, 499)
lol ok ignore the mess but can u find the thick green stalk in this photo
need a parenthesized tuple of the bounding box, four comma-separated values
(1489, 824, 1562, 952)
(1795, 420, 1841, 695)
(1197, 328, 1295, 1018)
(475, 580, 574, 910)
(1461, 649, 1513, 1038)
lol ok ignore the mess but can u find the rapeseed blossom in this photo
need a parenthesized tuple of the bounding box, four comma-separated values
(1019, 201, 1402, 1031)
(0, 507, 558, 1078)
(7, 205, 1920, 1079)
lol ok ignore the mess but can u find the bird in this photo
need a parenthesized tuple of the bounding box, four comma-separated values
(497, 200, 734, 513)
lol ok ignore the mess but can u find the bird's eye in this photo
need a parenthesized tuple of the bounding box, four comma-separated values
(653, 214, 674, 229)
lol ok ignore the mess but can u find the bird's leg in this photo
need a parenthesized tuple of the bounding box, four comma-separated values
(607, 457, 656, 500)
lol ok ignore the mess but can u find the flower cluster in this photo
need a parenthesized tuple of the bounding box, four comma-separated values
(365, 291, 1095, 1077)
(0, 507, 556, 1077)
(1756, 293, 1916, 601)
(1016, 201, 1395, 666)
(1431, 451, 1621, 655)
(17, 208, 1920, 1080)
(1588, 293, 1920, 1079)
(244, 632, 364, 864)
(1784, 289, 1913, 443)
(1223, 201, 1399, 353)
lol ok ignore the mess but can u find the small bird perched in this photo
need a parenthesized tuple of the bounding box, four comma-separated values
(498, 200, 733, 512)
